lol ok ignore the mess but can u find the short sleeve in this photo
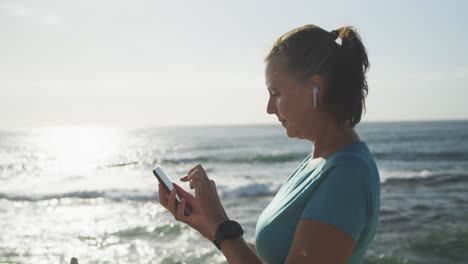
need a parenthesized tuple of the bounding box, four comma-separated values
(301, 155, 370, 242)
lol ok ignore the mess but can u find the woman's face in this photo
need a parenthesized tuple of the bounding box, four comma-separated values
(265, 57, 317, 140)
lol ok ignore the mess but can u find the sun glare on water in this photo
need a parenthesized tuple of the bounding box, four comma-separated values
(36, 126, 123, 177)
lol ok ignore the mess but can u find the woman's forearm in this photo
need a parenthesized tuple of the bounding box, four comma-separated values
(219, 237, 262, 264)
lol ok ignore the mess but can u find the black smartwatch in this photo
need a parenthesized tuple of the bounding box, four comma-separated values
(213, 220, 244, 250)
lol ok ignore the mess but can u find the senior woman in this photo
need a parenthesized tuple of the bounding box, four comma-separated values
(158, 24, 380, 264)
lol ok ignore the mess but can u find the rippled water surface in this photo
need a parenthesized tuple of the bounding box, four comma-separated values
(1, 121, 467, 263)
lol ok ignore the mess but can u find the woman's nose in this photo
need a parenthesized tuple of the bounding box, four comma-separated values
(266, 97, 276, 115)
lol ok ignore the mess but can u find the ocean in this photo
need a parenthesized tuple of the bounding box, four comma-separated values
(1, 120, 467, 264)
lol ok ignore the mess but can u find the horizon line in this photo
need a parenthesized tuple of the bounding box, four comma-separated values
(1, 118, 467, 131)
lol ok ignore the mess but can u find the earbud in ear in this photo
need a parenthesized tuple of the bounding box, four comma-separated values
(312, 87, 319, 108)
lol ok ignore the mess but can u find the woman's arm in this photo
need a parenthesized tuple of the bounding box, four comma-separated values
(181, 165, 263, 263)
(218, 237, 262, 264)
(285, 219, 355, 264)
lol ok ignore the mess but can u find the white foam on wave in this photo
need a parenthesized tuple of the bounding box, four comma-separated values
(0, 167, 158, 201)
(0, 160, 285, 201)
(379, 168, 466, 183)
(216, 181, 280, 199)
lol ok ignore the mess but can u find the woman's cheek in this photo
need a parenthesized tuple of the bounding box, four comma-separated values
(277, 97, 285, 115)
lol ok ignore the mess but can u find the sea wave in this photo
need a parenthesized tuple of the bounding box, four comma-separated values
(383, 172, 468, 186)
(157, 152, 308, 165)
(0, 182, 280, 202)
(406, 229, 468, 262)
(108, 150, 467, 169)
(106, 152, 308, 168)
(0, 189, 156, 202)
(372, 151, 468, 161)
(217, 182, 279, 199)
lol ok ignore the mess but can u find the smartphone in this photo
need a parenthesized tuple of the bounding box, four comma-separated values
(153, 166, 192, 216)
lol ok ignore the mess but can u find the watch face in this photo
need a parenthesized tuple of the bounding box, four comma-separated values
(221, 220, 243, 238)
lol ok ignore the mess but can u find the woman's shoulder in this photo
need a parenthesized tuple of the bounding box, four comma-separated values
(320, 142, 381, 192)
(322, 143, 376, 180)
(326, 142, 371, 166)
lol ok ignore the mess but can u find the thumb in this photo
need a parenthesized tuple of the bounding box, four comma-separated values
(173, 183, 196, 203)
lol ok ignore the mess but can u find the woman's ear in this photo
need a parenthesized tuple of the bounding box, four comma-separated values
(308, 74, 325, 96)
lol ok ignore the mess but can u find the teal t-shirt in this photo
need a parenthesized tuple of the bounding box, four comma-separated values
(255, 141, 380, 264)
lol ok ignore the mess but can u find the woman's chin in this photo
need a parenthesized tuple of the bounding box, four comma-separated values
(283, 124, 305, 139)
(283, 124, 296, 138)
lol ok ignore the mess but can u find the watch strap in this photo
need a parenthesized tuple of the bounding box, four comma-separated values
(213, 239, 221, 250)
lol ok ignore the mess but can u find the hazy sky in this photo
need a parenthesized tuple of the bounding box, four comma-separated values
(1, 0, 467, 128)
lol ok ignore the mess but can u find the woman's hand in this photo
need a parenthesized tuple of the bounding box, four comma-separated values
(158, 182, 213, 240)
(158, 164, 228, 240)
(160, 164, 262, 264)
(180, 164, 229, 235)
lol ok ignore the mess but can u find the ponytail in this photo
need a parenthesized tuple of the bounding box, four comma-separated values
(328, 26, 370, 127)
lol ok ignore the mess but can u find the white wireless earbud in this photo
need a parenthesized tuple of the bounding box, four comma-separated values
(312, 87, 319, 109)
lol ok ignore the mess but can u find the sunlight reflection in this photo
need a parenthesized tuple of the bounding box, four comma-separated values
(36, 126, 123, 176)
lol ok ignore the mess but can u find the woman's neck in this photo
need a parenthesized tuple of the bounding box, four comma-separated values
(311, 124, 359, 159)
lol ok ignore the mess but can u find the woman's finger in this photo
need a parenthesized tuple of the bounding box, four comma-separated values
(187, 169, 200, 179)
(190, 180, 203, 192)
(173, 183, 195, 203)
(188, 164, 204, 175)
(158, 184, 168, 208)
(189, 180, 195, 190)
(210, 179, 216, 188)
(176, 197, 187, 221)
(189, 180, 204, 190)
(167, 189, 177, 216)
(187, 169, 209, 183)
(180, 175, 190, 182)
(172, 183, 193, 199)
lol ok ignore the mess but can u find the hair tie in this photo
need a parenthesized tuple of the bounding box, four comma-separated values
(330, 29, 342, 46)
